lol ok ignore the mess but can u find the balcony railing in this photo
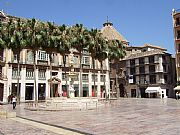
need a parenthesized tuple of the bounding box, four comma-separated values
(0, 72, 7, 79)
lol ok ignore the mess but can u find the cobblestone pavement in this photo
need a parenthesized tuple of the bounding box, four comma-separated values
(1, 98, 180, 135)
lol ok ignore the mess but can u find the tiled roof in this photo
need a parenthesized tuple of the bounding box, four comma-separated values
(125, 49, 165, 60)
(141, 44, 166, 51)
(101, 22, 128, 46)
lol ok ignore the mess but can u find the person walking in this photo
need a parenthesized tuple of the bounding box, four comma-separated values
(12, 95, 17, 109)
(176, 92, 179, 100)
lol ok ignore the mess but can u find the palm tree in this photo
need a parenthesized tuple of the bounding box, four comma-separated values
(0, 18, 27, 103)
(41, 21, 58, 98)
(26, 18, 43, 104)
(8, 18, 27, 104)
(88, 28, 104, 97)
(108, 39, 126, 98)
(56, 24, 71, 97)
(71, 24, 91, 97)
(95, 39, 108, 99)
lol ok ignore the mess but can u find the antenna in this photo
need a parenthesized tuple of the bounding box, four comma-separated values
(107, 16, 109, 23)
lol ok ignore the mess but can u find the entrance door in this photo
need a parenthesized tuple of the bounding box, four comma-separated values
(140, 88, 146, 98)
(50, 84, 58, 97)
(131, 89, 136, 97)
(92, 86, 97, 97)
(0, 83, 4, 101)
(38, 83, 45, 100)
(12, 83, 21, 96)
(25, 83, 34, 100)
(119, 84, 125, 97)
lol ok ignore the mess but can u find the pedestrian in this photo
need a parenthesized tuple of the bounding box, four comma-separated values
(12, 95, 17, 109)
(176, 92, 179, 100)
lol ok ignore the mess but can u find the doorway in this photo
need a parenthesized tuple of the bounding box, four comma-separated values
(131, 89, 136, 97)
(92, 86, 97, 97)
(140, 88, 147, 98)
(38, 83, 45, 100)
(0, 83, 4, 101)
(119, 84, 125, 97)
(25, 83, 34, 100)
(12, 83, 21, 96)
(50, 84, 58, 97)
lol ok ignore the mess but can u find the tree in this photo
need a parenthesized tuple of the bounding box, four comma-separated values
(108, 39, 126, 98)
(26, 18, 44, 104)
(71, 24, 91, 97)
(95, 38, 108, 99)
(41, 21, 58, 97)
(56, 24, 71, 97)
(88, 28, 104, 97)
(0, 18, 27, 103)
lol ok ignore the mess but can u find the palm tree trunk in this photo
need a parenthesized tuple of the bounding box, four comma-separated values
(63, 55, 68, 97)
(79, 51, 83, 97)
(116, 64, 119, 98)
(49, 54, 53, 98)
(33, 52, 37, 105)
(101, 62, 107, 100)
(92, 58, 96, 97)
(16, 53, 20, 104)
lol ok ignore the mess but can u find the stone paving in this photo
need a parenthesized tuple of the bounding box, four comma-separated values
(1, 98, 180, 135)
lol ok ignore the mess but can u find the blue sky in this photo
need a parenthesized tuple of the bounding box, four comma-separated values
(0, 0, 179, 55)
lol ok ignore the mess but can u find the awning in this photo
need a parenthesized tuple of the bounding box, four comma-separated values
(145, 87, 161, 93)
(174, 86, 180, 90)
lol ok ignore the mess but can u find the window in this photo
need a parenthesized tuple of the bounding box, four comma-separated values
(139, 58, 144, 64)
(149, 56, 154, 63)
(82, 56, 90, 65)
(92, 74, 98, 82)
(52, 72, 58, 76)
(139, 66, 145, 74)
(38, 51, 48, 61)
(62, 73, 68, 81)
(12, 68, 20, 79)
(130, 67, 135, 74)
(82, 74, 89, 82)
(130, 59, 135, 65)
(150, 75, 156, 84)
(178, 44, 180, 52)
(100, 75, 106, 82)
(140, 75, 146, 84)
(164, 75, 167, 83)
(176, 18, 180, 26)
(149, 65, 155, 73)
(27, 50, 34, 63)
(38, 69, 46, 79)
(163, 65, 167, 72)
(26, 69, 34, 79)
(177, 30, 180, 39)
(73, 55, 79, 65)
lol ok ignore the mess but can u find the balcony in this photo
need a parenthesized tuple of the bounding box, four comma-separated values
(0, 72, 7, 80)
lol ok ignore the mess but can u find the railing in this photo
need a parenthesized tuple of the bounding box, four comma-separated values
(0, 72, 7, 79)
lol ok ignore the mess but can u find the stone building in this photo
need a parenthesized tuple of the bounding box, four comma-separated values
(125, 44, 176, 98)
(172, 9, 180, 91)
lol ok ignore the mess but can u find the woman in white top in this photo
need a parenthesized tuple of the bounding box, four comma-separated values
(12, 96, 17, 109)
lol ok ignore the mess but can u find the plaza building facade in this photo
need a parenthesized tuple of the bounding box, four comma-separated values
(0, 11, 110, 103)
(125, 44, 176, 98)
(172, 9, 180, 91)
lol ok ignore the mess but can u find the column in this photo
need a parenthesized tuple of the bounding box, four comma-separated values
(46, 67, 50, 98)
(89, 72, 92, 97)
(20, 66, 26, 102)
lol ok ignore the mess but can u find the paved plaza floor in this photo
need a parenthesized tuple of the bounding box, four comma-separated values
(1, 98, 180, 135)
